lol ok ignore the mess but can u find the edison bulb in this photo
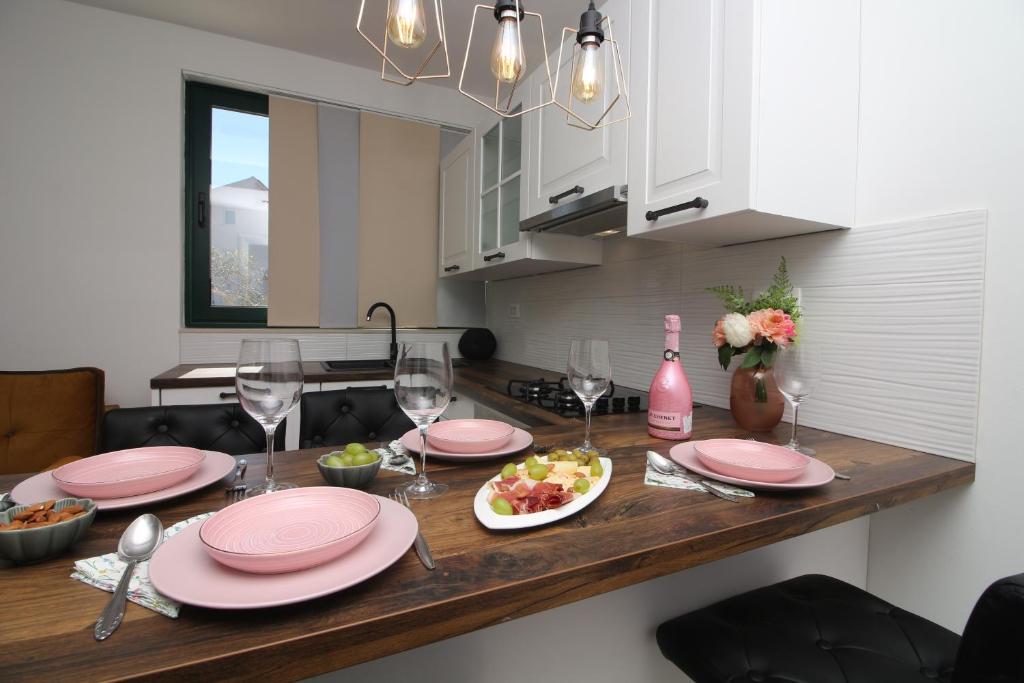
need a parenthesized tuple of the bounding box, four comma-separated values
(387, 0, 427, 49)
(490, 14, 524, 83)
(571, 41, 604, 103)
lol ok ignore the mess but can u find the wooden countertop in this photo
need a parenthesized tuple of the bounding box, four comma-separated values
(5, 365, 974, 682)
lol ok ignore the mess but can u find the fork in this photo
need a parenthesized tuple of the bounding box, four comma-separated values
(390, 491, 435, 570)
(225, 484, 248, 502)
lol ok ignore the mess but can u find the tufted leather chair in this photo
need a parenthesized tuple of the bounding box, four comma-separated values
(656, 572, 1024, 683)
(299, 386, 414, 450)
(99, 404, 285, 456)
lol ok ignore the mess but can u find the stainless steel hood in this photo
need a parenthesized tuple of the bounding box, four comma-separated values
(519, 185, 627, 237)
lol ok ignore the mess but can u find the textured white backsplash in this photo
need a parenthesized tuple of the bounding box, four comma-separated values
(487, 211, 986, 460)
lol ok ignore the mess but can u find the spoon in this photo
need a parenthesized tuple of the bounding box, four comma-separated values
(94, 514, 164, 641)
(646, 451, 741, 503)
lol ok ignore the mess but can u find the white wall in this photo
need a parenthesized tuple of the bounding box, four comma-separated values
(0, 0, 489, 408)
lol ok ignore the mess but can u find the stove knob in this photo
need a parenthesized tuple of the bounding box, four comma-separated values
(612, 397, 625, 413)
(627, 396, 641, 412)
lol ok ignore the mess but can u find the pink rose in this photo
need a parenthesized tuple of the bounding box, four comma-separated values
(712, 319, 727, 348)
(747, 309, 796, 347)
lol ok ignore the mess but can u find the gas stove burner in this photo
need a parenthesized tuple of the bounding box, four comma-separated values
(507, 376, 647, 418)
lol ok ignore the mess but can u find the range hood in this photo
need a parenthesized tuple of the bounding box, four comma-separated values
(519, 185, 627, 237)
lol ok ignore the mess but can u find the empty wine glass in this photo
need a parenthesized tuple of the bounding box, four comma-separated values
(774, 342, 822, 456)
(567, 338, 611, 454)
(235, 338, 303, 496)
(394, 341, 452, 499)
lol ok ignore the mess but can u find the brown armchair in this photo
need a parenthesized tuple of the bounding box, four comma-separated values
(0, 368, 105, 475)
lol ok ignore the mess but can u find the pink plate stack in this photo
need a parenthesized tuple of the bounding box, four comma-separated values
(427, 419, 515, 453)
(51, 447, 206, 498)
(199, 487, 381, 574)
(694, 439, 810, 483)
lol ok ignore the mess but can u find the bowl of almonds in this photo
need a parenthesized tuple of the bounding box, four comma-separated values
(0, 498, 96, 565)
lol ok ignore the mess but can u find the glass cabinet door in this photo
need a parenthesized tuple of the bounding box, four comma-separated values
(479, 109, 523, 258)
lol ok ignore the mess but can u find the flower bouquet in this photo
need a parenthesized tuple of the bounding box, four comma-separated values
(708, 258, 801, 430)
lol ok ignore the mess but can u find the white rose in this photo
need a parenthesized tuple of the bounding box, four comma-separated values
(721, 312, 754, 348)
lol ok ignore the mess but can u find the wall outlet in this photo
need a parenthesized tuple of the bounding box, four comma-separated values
(507, 303, 521, 319)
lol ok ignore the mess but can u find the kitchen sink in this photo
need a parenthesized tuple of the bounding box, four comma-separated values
(320, 359, 393, 372)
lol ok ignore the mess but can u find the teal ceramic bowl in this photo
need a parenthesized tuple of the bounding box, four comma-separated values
(0, 497, 97, 566)
(316, 452, 382, 490)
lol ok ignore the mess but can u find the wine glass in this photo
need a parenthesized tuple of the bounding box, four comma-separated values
(774, 343, 822, 456)
(567, 338, 611, 454)
(235, 338, 303, 496)
(394, 341, 452, 499)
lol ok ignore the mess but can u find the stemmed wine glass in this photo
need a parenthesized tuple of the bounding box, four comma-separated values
(235, 338, 303, 497)
(774, 342, 822, 456)
(567, 338, 611, 454)
(394, 341, 453, 499)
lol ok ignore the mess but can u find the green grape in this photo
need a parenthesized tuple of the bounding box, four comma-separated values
(341, 453, 356, 467)
(590, 460, 604, 478)
(352, 452, 374, 466)
(344, 442, 368, 455)
(500, 462, 517, 479)
(324, 455, 345, 468)
(491, 497, 514, 515)
(525, 455, 539, 468)
(528, 463, 549, 481)
(573, 478, 591, 494)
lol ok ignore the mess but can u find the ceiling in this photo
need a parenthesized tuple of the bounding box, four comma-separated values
(68, 0, 586, 94)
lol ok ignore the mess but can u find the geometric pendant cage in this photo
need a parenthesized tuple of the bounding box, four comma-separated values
(552, 12, 630, 130)
(357, 0, 451, 86)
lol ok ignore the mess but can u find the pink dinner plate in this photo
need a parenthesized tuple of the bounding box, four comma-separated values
(200, 487, 381, 574)
(693, 438, 809, 483)
(427, 419, 515, 454)
(401, 426, 533, 462)
(12, 451, 236, 510)
(150, 496, 417, 609)
(670, 442, 835, 491)
(51, 447, 206, 498)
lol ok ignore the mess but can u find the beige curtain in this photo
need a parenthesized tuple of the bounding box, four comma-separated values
(267, 96, 320, 327)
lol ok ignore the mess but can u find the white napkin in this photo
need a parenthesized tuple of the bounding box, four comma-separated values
(70, 513, 213, 618)
(379, 441, 417, 476)
(644, 454, 754, 498)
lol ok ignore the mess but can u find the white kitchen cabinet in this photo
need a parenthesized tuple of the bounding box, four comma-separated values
(153, 384, 320, 452)
(521, 0, 630, 222)
(627, 0, 860, 245)
(439, 135, 475, 278)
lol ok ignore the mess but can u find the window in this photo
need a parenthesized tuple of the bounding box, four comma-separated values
(185, 82, 269, 326)
(480, 111, 521, 254)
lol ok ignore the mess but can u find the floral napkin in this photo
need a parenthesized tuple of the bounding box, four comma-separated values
(644, 453, 754, 498)
(379, 441, 416, 476)
(70, 513, 214, 618)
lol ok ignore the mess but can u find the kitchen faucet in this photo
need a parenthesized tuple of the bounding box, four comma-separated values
(366, 302, 398, 364)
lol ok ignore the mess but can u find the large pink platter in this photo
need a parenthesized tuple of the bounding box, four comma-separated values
(12, 451, 236, 510)
(670, 442, 834, 491)
(150, 496, 417, 609)
(693, 439, 809, 483)
(52, 447, 206, 498)
(200, 487, 381, 574)
(401, 426, 533, 462)
(427, 419, 515, 454)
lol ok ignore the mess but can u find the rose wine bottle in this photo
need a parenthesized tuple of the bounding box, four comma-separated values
(648, 314, 693, 440)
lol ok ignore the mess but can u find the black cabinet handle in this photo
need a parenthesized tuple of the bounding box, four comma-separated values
(646, 197, 708, 221)
(483, 251, 506, 262)
(197, 191, 207, 229)
(218, 391, 237, 400)
(443, 265, 461, 272)
(549, 185, 584, 204)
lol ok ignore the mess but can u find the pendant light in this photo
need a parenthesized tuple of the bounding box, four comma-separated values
(554, 1, 630, 130)
(357, 0, 450, 86)
(459, 0, 554, 118)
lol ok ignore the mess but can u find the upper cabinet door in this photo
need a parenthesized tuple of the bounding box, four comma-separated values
(439, 135, 474, 277)
(475, 107, 530, 269)
(522, 0, 630, 221)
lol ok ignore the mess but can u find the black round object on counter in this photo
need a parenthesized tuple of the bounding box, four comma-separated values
(458, 328, 497, 360)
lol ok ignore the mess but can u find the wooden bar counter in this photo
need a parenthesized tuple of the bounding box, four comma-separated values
(1, 361, 974, 681)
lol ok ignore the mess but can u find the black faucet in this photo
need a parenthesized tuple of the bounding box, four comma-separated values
(366, 302, 398, 364)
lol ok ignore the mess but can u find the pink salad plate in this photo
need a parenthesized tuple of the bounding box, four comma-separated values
(51, 446, 206, 498)
(693, 438, 810, 483)
(200, 487, 381, 574)
(670, 442, 835, 492)
(426, 419, 515, 454)
(11, 451, 236, 510)
(400, 426, 533, 462)
(149, 495, 417, 609)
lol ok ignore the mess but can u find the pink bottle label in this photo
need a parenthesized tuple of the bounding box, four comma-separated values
(648, 410, 692, 433)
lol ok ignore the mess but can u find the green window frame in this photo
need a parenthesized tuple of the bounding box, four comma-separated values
(184, 81, 269, 327)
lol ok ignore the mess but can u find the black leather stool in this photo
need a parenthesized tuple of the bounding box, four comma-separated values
(299, 386, 414, 449)
(657, 573, 1024, 683)
(99, 404, 284, 455)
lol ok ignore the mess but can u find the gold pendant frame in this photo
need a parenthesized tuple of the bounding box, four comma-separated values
(553, 15, 630, 130)
(458, 2, 554, 119)
(357, 0, 451, 86)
